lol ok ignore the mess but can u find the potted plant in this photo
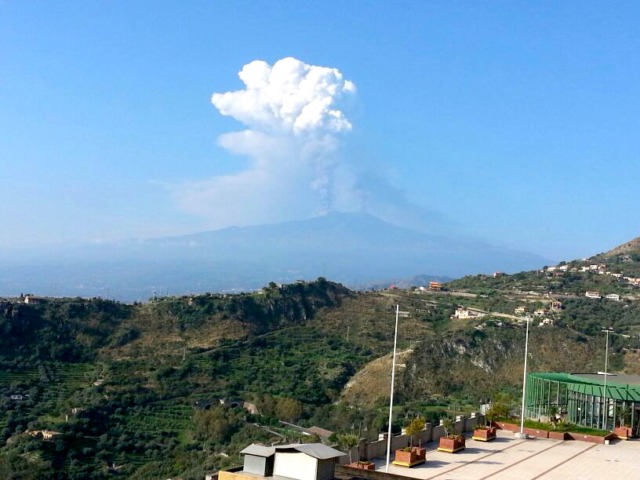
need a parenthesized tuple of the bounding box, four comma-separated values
(347, 461, 376, 471)
(614, 404, 634, 440)
(392, 417, 427, 467)
(438, 417, 465, 453)
(405, 417, 426, 448)
(393, 446, 426, 467)
(473, 405, 498, 442)
(338, 433, 360, 465)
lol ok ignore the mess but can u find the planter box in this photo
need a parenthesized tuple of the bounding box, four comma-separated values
(472, 427, 497, 442)
(615, 426, 634, 440)
(523, 427, 549, 439)
(494, 421, 615, 444)
(566, 432, 616, 444)
(411, 446, 426, 458)
(493, 422, 549, 438)
(347, 462, 375, 471)
(494, 421, 519, 432)
(548, 431, 567, 440)
(438, 436, 465, 453)
(392, 447, 426, 467)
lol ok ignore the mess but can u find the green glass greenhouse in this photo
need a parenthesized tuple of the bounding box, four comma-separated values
(525, 372, 640, 432)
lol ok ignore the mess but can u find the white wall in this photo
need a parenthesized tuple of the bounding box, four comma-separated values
(274, 452, 317, 480)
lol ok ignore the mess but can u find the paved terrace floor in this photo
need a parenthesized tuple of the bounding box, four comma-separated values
(371, 431, 640, 479)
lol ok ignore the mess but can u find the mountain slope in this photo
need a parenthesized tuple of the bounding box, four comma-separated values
(0, 213, 549, 300)
(604, 235, 640, 257)
(1, 277, 639, 478)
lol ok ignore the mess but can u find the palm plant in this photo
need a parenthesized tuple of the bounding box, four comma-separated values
(441, 417, 455, 438)
(616, 404, 632, 428)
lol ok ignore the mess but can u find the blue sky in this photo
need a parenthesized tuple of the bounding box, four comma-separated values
(1, 1, 639, 260)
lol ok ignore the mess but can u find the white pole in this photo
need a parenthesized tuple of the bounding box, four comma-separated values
(518, 317, 530, 436)
(385, 305, 400, 473)
(602, 329, 612, 429)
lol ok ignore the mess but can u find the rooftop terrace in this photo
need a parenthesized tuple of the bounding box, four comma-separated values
(340, 430, 640, 480)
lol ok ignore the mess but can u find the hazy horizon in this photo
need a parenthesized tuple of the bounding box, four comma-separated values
(2, 2, 639, 262)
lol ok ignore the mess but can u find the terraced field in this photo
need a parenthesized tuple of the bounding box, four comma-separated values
(0, 366, 40, 387)
(0, 362, 95, 389)
(0, 362, 97, 432)
(112, 402, 195, 442)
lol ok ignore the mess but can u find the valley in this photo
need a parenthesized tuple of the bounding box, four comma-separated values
(0, 238, 639, 478)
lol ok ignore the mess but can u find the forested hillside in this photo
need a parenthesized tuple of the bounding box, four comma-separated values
(1, 260, 639, 479)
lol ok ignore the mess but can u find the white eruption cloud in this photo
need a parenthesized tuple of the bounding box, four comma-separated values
(174, 57, 360, 228)
(172, 57, 449, 235)
(212, 57, 355, 134)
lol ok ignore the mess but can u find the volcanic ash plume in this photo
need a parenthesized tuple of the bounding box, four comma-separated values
(175, 57, 358, 227)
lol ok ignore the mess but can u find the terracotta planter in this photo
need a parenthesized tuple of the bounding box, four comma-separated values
(472, 427, 496, 442)
(494, 421, 518, 432)
(615, 426, 634, 440)
(548, 431, 567, 440)
(393, 447, 426, 467)
(411, 446, 426, 459)
(347, 462, 375, 471)
(495, 420, 614, 444)
(566, 432, 616, 444)
(438, 436, 465, 453)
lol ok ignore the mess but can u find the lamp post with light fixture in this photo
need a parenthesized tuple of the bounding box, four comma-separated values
(385, 305, 409, 473)
(516, 316, 531, 439)
(601, 328, 614, 429)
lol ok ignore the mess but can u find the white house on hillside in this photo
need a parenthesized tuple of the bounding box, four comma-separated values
(452, 308, 485, 320)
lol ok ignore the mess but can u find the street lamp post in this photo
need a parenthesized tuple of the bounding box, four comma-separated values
(516, 316, 531, 439)
(385, 305, 400, 473)
(385, 305, 409, 473)
(601, 329, 614, 429)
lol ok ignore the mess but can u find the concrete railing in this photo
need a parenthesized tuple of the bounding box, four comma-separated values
(337, 414, 483, 464)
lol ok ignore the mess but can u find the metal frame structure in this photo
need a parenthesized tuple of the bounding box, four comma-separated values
(524, 372, 640, 432)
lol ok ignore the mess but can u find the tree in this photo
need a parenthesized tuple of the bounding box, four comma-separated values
(276, 398, 302, 423)
(194, 407, 233, 441)
(487, 392, 515, 423)
(338, 433, 359, 463)
(257, 395, 277, 418)
(405, 417, 425, 447)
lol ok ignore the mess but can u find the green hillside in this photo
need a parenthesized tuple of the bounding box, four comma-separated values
(1, 251, 639, 479)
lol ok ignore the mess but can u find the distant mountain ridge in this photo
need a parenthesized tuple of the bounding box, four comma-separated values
(0, 213, 549, 300)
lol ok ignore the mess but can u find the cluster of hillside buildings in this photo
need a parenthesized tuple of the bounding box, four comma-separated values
(451, 299, 564, 327)
(543, 263, 640, 287)
(584, 291, 621, 301)
(413, 281, 442, 293)
(513, 302, 563, 326)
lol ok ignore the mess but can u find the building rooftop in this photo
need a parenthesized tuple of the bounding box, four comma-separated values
(356, 430, 640, 480)
(530, 371, 640, 388)
(574, 372, 640, 387)
(275, 443, 345, 460)
(306, 426, 334, 439)
(241, 444, 276, 457)
(528, 372, 640, 401)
